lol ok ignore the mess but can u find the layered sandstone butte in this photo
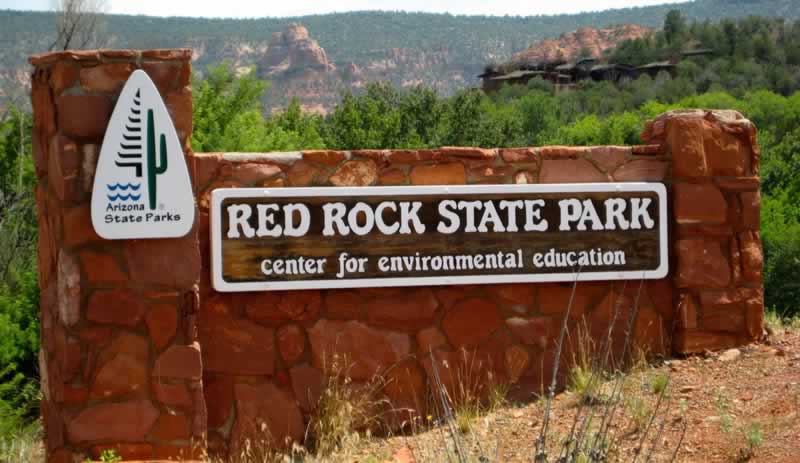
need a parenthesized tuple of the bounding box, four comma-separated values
(254, 23, 469, 113)
(258, 23, 334, 77)
(512, 24, 652, 64)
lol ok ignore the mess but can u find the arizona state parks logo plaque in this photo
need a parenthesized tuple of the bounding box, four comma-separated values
(91, 70, 195, 240)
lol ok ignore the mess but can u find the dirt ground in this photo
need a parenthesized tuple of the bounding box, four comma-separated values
(21, 328, 799, 463)
(338, 328, 800, 463)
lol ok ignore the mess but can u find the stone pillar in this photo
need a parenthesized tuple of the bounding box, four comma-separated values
(642, 109, 765, 353)
(29, 49, 205, 462)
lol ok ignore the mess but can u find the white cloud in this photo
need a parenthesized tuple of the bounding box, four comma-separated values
(2, 0, 688, 18)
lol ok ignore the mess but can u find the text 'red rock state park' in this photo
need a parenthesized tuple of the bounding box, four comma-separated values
(28, 48, 763, 462)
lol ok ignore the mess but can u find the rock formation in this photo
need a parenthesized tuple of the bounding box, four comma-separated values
(512, 24, 652, 64)
(254, 24, 471, 113)
(258, 23, 334, 77)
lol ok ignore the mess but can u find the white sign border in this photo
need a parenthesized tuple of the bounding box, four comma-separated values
(91, 69, 196, 240)
(211, 182, 668, 292)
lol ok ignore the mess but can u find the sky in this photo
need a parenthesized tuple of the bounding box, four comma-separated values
(2, 0, 688, 18)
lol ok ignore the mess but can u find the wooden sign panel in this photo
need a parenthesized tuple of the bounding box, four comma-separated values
(210, 183, 667, 292)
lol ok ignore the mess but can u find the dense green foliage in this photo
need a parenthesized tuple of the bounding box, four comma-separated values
(608, 13, 800, 95)
(192, 66, 325, 152)
(0, 109, 39, 438)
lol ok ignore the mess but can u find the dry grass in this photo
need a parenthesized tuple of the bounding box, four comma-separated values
(211, 438, 282, 463)
(21, 296, 799, 463)
(366, 279, 683, 463)
(307, 353, 387, 458)
(402, 349, 508, 463)
(765, 309, 800, 333)
(0, 422, 43, 463)
(564, 323, 609, 407)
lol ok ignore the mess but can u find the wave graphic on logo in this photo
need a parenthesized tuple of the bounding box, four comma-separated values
(107, 182, 142, 191)
(107, 193, 142, 202)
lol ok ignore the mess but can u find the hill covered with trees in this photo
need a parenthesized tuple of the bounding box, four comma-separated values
(1, 0, 799, 110)
(607, 12, 800, 95)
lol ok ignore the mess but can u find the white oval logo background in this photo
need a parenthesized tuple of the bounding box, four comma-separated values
(91, 70, 195, 239)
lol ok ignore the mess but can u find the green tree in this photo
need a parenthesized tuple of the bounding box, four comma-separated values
(192, 65, 326, 152)
(398, 86, 447, 148)
(548, 115, 605, 145)
(761, 191, 800, 312)
(324, 87, 398, 149)
(269, 98, 326, 149)
(0, 270, 40, 435)
(514, 90, 560, 144)
(440, 89, 524, 147)
(0, 109, 36, 285)
(191, 63, 269, 152)
(0, 109, 34, 198)
(0, 108, 38, 438)
(664, 10, 687, 46)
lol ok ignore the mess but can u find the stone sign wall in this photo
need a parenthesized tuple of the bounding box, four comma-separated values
(29, 49, 764, 462)
(30, 49, 204, 463)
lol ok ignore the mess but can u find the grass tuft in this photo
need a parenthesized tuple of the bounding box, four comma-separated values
(625, 395, 652, 432)
(715, 388, 735, 434)
(309, 353, 385, 457)
(650, 373, 669, 395)
(736, 421, 764, 462)
(0, 422, 42, 463)
(766, 308, 800, 333)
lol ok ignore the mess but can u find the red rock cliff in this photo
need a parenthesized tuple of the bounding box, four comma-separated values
(512, 24, 652, 64)
(258, 23, 334, 77)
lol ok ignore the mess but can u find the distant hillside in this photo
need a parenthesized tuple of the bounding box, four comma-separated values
(0, 0, 798, 111)
(511, 24, 653, 64)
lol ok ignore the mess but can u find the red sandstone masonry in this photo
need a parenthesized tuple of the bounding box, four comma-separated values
(30, 49, 764, 461)
(189, 111, 762, 457)
(641, 110, 764, 353)
(30, 49, 204, 463)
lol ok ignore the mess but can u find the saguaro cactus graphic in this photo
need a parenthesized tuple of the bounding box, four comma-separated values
(146, 108, 168, 210)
